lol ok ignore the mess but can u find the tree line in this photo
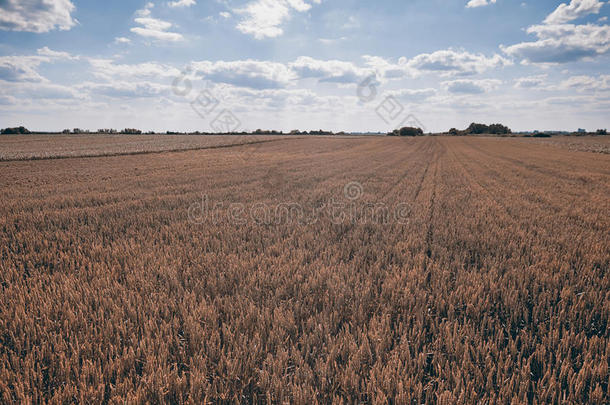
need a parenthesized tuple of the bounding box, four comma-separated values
(389, 123, 512, 137)
(2, 125, 607, 136)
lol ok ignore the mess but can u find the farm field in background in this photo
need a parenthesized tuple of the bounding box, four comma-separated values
(0, 136, 608, 403)
(0, 134, 286, 161)
(516, 135, 610, 154)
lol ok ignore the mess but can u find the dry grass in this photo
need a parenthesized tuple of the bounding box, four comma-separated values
(0, 136, 608, 403)
(519, 135, 610, 154)
(0, 134, 284, 161)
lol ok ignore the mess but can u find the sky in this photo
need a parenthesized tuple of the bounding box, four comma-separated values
(0, 0, 608, 133)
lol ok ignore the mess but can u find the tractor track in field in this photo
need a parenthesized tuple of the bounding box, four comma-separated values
(424, 145, 441, 259)
(447, 144, 518, 225)
(412, 145, 434, 203)
(377, 138, 434, 203)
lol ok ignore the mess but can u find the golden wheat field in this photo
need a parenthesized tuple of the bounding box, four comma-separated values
(0, 135, 608, 404)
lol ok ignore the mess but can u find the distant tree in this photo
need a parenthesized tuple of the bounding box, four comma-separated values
(448, 128, 459, 136)
(596, 129, 607, 135)
(466, 123, 488, 134)
(465, 123, 511, 135)
(399, 127, 424, 137)
(308, 129, 334, 135)
(1, 126, 31, 135)
(488, 123, 511, 135)
(121, 128, 142, 135)
(62, 129, 71, 134)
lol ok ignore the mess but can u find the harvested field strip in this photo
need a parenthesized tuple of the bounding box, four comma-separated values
(0, 136, 300, 162)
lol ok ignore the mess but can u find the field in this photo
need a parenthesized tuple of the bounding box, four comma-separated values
(0, 134, 286, 161)
(517, 135, 610, 154)
(0, 135, 608, 403)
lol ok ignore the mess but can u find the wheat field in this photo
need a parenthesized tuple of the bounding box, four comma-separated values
(0, 136, 608, 403)
(0, 134, 286, 161)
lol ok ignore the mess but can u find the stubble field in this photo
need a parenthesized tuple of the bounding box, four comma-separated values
(0, 136, 608, 403)
(0, 134, 286, 161)
(518, 135, 610, 154)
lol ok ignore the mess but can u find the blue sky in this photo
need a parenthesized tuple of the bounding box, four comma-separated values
(0, 0, 609, 132)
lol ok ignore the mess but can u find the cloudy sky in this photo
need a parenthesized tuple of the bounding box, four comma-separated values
(0, 0, 608, 133)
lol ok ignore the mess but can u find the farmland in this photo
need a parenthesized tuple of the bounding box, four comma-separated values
(0, 134, 285, 161)
(0, 136, 608, 403)
(520, 135, 610, 154)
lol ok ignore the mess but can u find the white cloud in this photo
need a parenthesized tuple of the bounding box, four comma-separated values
(78, 81, 171, 99)
(385, 88, 437, 102)
(0, 57, 47, 82)
(114, 37, 132, 44)
(234, 0, 321, 39)
(290, 56, 371, 83)
(542, 94, 610, 109)
(134, 17, 173, 32)
(556, 74, 610, 91)
(501, 23, 610, 63)
(190, 60, 297, 89)
(514, 74, 548, 88)
(0, 0, 77, 33)
(318, 37, 347, 45)
(130, 4, 184, 42)
(502, 0, 609, 64)
(362, 55, 411, 80)
(220, 87, 326, 109)
(5, 81, 80, 100)
(3, 55, 180, 101)
(544, 0, 606, 25)
(168, 0, 196, 8)
(404, 49, 511, 76)
(466, 0, 497, 8)
(4, 44, 608, 132)
(88, 59, 181, 81)
(37, 46, 79, 60)
(360, 50, 510, 81)
(441, 79, 502, 94)
(131, 23, 184, 41)
(219, 11, 232, 18)
(0, 49, 78, 82)
(137, 2, 155, 17)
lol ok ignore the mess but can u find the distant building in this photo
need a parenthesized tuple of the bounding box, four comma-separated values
(577, 128, 586, 133)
